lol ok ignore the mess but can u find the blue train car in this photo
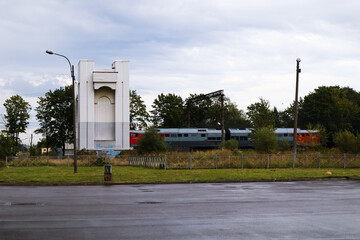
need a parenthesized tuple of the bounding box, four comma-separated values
(158, 128, 222, 151)
(227, 128, 253, 148)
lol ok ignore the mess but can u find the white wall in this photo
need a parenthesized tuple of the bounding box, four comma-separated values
(77, 60, 130, 151)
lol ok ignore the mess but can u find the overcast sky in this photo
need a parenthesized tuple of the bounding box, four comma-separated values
(1, 0, 360, 143)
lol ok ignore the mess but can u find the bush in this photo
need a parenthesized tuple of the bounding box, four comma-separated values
(333, 130, 357, 153)
(219, 139, 238, 151)
(137, 127, 169, 154)
(251, 126, 277, 153)
(280, 139, 291, 151)
(92, 157, 106, 166)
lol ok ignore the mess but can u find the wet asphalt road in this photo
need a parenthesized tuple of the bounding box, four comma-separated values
(1, 181, 360, 240)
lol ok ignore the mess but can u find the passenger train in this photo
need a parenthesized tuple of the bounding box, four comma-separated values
(130, 128, 320, 151)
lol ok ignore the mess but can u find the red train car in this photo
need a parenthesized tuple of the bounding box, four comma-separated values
(130, 130, 144, 147)
(296, 130, 320, 144)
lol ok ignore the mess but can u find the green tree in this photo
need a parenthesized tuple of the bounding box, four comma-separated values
(151, 93, 185, 127)
(333, 130, 357, 153)
(299, 86, 360, 146)
(130, 90, 150, 130)
(3, 95, 31, 155)
(222, 99, 249, 129)
(186, 94, 249, 129)
(0, 133, 12, 160)
(273, 107, 281, 128)
(273, 105, 296, 128)
(35, 86, 73, 156)
(250, 126, 278, 153)
(136, 127, 169, 154)
(247, 98, 275, 128)
(280, 102, 299, 128)
(186, 93, 215, 128)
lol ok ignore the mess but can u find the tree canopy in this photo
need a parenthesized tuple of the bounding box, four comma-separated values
(298, 86, 360, 146)
(186, 93, 215, 128)
(151, 93, 186, 128)
(273, 105, 294, 128)
(246, 98, 274, 128)
(3, 95, 31, 155)
(35, 86, 73, 155)
(130, 90, 150, 130)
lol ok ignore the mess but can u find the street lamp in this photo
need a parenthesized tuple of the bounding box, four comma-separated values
(292, 58, 301, 168)
(46, 50, 77, 173)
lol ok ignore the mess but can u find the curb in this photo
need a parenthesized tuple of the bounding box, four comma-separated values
(0, 177, 358, 186)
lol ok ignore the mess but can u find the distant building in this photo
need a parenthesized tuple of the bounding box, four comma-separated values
(76, 60, 130, 151)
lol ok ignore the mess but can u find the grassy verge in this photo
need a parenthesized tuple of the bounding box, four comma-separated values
(1, 166, 360, 185)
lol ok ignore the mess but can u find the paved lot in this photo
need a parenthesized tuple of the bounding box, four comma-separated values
(1, 181, 360, 239)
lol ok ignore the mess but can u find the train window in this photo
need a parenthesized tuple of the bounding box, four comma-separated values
(240, 136, 248, 141)
(171, 134, 176, 137)
(165, 134, 170, 137)
(284, 134, 288, 137)
(191, 134, 197, 137)
(198, 129, 206, 132)
(184, 134, 188, 137)
(178, 134, 182, 137)
(208, 137, 220, 141)
(131, 133, 136, 137)
(201, 134, 206, 137)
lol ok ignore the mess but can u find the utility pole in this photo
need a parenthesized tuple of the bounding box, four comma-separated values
(293, 58, 301, 167)
(221, 93, 225, 142)
(30, 133, 33, 156)
(46, 50, 77, 173)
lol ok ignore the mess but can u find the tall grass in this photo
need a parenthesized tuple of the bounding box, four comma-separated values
(4, 151, 360, 169)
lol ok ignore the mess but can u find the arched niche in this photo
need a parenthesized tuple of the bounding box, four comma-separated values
(94, 87, 115, 140)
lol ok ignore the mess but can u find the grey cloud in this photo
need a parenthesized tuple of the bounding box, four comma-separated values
(1, 0, 360, 131)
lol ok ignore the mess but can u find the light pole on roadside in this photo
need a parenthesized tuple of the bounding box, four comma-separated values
(46, 50, 77, 173)
(292, 58, 301, 168)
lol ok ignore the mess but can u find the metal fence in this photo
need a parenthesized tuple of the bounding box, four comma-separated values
(129, 153, 360, 169)
(3, 153, 360, 169)
(3, 155, 129, 167)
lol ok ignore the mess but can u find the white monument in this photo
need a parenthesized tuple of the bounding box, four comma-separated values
(76, 60, 130, 151)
